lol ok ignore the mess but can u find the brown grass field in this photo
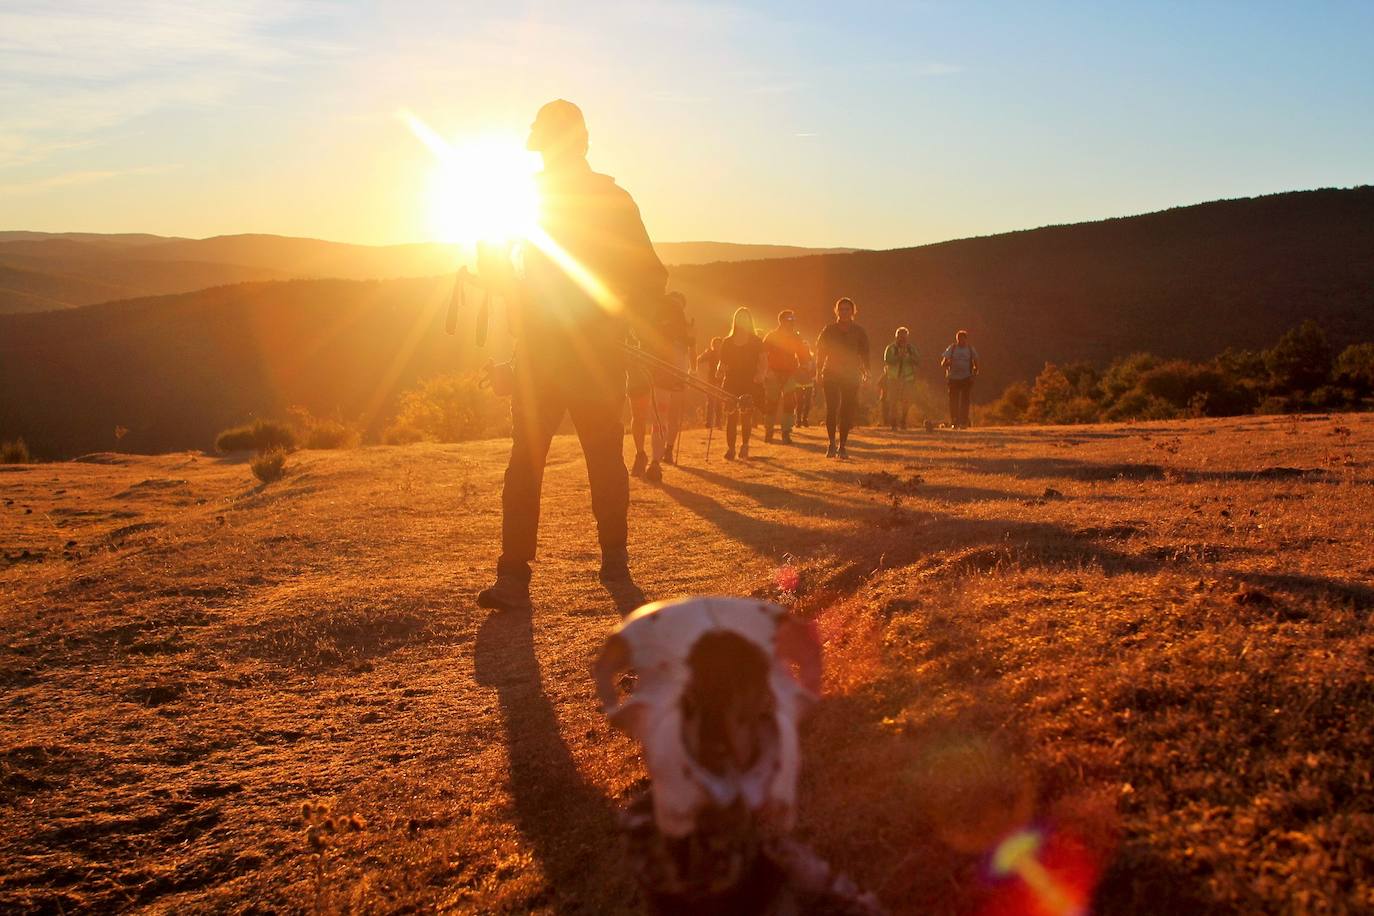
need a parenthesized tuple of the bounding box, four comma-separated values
(2, 413, 1372, 914)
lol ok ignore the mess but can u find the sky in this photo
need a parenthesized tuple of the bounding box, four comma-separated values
(2, 1, 1372, 249)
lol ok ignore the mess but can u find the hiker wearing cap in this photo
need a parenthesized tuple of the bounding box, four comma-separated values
(883, 326, 920, 431)
(940, 329, 980, 429)
(762, 310, 806, 445)
(718, 307, 766, 461)
(478, 100, 667, 613)
(815, 298, 870, 459)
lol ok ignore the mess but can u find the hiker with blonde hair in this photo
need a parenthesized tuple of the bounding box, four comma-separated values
(718, 307, 766, 460)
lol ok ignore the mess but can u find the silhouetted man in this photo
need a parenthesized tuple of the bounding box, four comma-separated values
(478, 100, 667, 612)
(815, 297, 869, 459)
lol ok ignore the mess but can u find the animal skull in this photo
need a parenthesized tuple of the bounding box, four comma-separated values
(594, 596, 822, 838)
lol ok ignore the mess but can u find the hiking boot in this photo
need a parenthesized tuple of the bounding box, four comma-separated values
(764, 430, 774, 444)
(739, 443, 750, 459)
(838, 446, 850, 460)
(724, 448, 736, 461)
(825, 443, 837, 458)
(630, 452, 647, 477)
(599, 561, 646, 614)
(476, 575, 532, 612)
(780, 431, 793, 445)
(661, 445, 674, 465)
(644, 461, 662, 483)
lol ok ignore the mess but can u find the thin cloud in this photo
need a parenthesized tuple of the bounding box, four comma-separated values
(0, 165, 178, 197)
(0, 1, 342, 168)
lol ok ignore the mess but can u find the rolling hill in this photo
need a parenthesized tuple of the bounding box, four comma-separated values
(0, 233, 850, 313)
(2, 187, 1371, 457)
(667, 187, 1374, 396)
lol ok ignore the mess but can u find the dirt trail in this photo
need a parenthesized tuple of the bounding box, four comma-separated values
(2, 415, 1372, 913)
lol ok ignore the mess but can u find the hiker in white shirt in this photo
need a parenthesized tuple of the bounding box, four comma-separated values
(940, 329, 979, 429)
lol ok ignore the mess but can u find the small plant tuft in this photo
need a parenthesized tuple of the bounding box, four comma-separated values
(250, 447, 288, 484)
(1, 438, 30, 464)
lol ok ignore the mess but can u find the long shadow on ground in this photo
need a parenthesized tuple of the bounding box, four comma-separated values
(473, 609, 625, 913)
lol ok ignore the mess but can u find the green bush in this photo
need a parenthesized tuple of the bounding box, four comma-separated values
(215, 419, 296, 454)
(1, 438, 30, 464)
(250, 447, 288, 483)
(384, 373, 509, 444)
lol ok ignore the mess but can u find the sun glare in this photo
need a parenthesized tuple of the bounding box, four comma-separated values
(401, 111, 539, 245)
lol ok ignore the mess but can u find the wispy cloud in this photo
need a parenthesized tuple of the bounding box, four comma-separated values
(0, 165, 178, 197)
(0, 1, 341, 168)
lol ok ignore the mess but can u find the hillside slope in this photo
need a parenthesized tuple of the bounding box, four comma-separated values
(669, 187, 1374, 394)
(1, 415, 1370, 913)
(0, 277, 482, 457)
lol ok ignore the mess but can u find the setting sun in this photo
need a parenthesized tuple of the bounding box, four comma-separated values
(401, 111, 539, 245)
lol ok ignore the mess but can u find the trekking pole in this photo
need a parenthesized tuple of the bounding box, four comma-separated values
(705, 405, 714, 462)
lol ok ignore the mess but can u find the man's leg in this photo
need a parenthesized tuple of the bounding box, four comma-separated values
(823, 379, 840, 455)
(725, 410, 738, 458)
(948, 381, 959, 427)
(779, 382, 795, 443)
(569, 392, 632, 574)
(960, 380, 974, 428)
(482, 375, 563, 609)
(838, 380, 858, 453)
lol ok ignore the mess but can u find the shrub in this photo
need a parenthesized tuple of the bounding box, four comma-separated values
(1105, 390, 1180, 421)
(251, 447, 288, 483)
(384, 373, 509, 444)
(1100, 353, 1160, 405)
(286, 406, 360, 450)
(216, 419, 296, 454)
(1334, 342, 1374, 395)
(1024, 364, 1101, 423)
(1, 438, 30, 464)
(985, 381, 1031, 425)
(1264, 319, 1331, 393)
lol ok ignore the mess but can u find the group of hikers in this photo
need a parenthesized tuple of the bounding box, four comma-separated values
(476, 98, 979, 613)
(625, 297, 982, 480)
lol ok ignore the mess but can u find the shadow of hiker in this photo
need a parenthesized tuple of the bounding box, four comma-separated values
(472, 609, 626, 912)
(658, 478, 847, 557)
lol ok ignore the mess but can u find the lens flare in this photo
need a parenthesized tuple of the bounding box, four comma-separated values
(399, 110, 539, 245)
(983, 826, 1098, 916)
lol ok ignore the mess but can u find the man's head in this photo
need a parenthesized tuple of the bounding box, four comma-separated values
(710, 335, 723, 350)
(896, 326, 909, 343)
(777, 309, 795, 329)
(835, 297, 857, 324)
(956, 329, 969, 345)
(526, 99, 589, 166)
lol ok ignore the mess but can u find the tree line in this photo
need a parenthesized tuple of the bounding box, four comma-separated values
(985, 320, 1374, 425)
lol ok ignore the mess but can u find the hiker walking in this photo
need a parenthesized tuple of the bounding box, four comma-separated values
(639, 291, 694, 481)
(940, 329, 979, 429)
(477, 99, 667, 613)
(696, 336, 725, 429)
(718, 307, 766, 461)
(815, 297, 870, 459)
(883, 326, 920, 430)
(762, 310, 806, 445)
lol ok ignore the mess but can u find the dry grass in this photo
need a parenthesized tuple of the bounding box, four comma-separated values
(1, 414, 1371, 912)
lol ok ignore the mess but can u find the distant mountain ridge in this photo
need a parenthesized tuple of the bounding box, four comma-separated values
(0, 232, 855, 313)
(2, 187, 1372, 457)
